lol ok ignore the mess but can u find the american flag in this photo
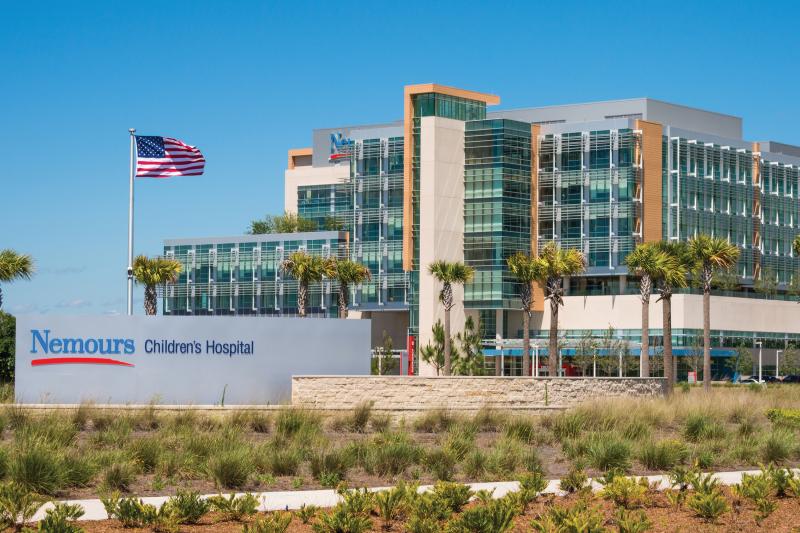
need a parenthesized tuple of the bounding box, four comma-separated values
(135, 136, 205, 178)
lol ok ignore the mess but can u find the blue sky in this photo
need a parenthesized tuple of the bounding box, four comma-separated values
(2, 1, 799, 315)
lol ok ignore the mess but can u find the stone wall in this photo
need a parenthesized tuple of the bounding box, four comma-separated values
(291, 376, 667, 413)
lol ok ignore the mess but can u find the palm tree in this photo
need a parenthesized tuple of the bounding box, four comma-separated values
(625, 243, 672, 377)
(326, 258, 371, 318)
(428, 260, 474, 376)
(507, 252, 545, 376)
(281, 250, 326, 317)
(652, 242, 689, 394)
(0, 249, 34, 310)
(132, 255, 182, 315)
(535, 242, 587, 377)
(688, 235, 740, 391)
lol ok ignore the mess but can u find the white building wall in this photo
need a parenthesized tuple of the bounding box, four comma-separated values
(417, 116, 466, 375)
(283, 164, 350, 213)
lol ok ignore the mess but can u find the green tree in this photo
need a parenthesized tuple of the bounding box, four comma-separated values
(454, 316, 485, 376)
(572, 330, 598, 377)
(597, 326, 629, 376)
(653, 241, 691, 394)
(787, 274, 800, 300)
(132, 255, 182, 316)
(685, 336, 703, 382)
(326, 259, 371, 318)
(248, 212, 317, 234)
(324, 216, 345, 231)
(793, 235, 800, 258)
(281, 251, 326, 318)
(725, 343, 754, 380)
(688, 235, 740, 390)
(625, 243, 673, 377)
(0, 311, 15, 382)
(420, 320, 456, 376)
(712, 266, 740, 292)
(0, 249, 34, 310)
(753, 267, 778, 298)
(427, 260, 474, 376)
(779, 346, 800, 376)
(535, 242, 586, 377)
(372, 331, 397, 375)
(506, 252, 545, 376)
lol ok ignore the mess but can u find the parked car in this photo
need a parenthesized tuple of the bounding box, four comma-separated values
(738, 377, 764, 384)
(782, 375, 800, 383)
(764, 375, 782, 383)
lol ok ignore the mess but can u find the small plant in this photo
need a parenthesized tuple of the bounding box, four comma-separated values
(102, 462, 137, 492)
(310, 447, 353, 485)
(765, 464, 793, 497)
(431, 481, 473, 514)
(207, 448, 254, 488)
(754, 496, 777, 525)
(0, 482, 42, 531)
(731, 471, 772, 502)
(683, 412, 726, 442)
(462, 450, 488, 480)
(558, 466, 588, 493)
(37, 502, 85, 533)
(614, 508, 652, 533)
(585, 434, 632, 472)
(9, 444, 64, 495)
(531, 500, 605, 533)
(761, 429, 795, 464)
(444, 497, 517, 533)
(787, 474, 800, 498)
(601, 475, 648, 509)
(413, 410, 457, 433)
(503, 417, 537, 444)
(296, 503, 319, 524)
(162, 489, 210, 524)
(637, 439, 687, 470)
(103, 495, 158, 528)
(765, 408, 800, 428)
(517, 471, 549, 506)
(312, 505, 372, 533)
(375, 484, 408, 527)
(424, 449, 457, 481)
(208, 493, 260, 521)
(243, 511, 293, 533)
(687, 491, 729, 522)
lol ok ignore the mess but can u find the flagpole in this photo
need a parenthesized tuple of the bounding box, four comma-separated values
(127, 128, 136, 316)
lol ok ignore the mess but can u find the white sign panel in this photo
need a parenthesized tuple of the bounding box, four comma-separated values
(15, 315, 370, 405)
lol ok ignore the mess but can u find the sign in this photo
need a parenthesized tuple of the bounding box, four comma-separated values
(15, 315, 370, 405)
(329, 132, 352, 162)
(687, 371, 697, 384)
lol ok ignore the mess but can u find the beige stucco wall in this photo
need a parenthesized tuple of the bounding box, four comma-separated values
(507, 293, 800, 337)
(284, 164, 350, 213)
(292, 376, 666, 412)
(417, 116, 467, 375)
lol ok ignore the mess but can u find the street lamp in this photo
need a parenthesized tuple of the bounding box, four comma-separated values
(776, 349, 783, 378)
(755, 341, 763, 383)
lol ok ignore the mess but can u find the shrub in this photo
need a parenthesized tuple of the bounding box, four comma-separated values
(485, 438, 523, 477)
(309, 447, 353, 484)
(637, 439, 687, 470)
(366, 432, 421, 477)
(517, 471, 548, 506)
(413, 410, 458, 433)
(37, 502, 85, 533)
(128, 436, 162, 473)
(259, 447, 302, 477)
(15, 415, 78, 448)
(243, 511, 293, 533)
(312, 505, 372, 533)
(558, 467, 588, 493)
(531, 500, 605, 533)
(431, 481, 473, 514)
(585, 434, 632, 472)
(728, 436, 760, 464)
(444, 498, 517, 533)
(765, 408, 800, 428)
(424, 448, 457, 481)
(375, 485, 408, 526)
(614, 508, 652, 533)
(683, 412, 726, 442)
(102, 462, 137, 492)
(687, 491, 729, 522)
(765, 464, 794, 497)
(296, 503, 319, 524)
(601, 475, 648, 509)
(60, 451, 96, 488)
(473, 407, 506, 432)
(348, 401, 374, 432)
(462, 450, 488, 480)
(546, 411, 586, 441)
(761, 429, 795, 463)
(207, 448, 254, 488)
(208, 493, 260, 521)
(443, 424, 477, 461)
(274, 408, 320, 439)
(754, 496, 777, 524)
(162, 489, 210, 524)
(0, 482, 42, 530)
(102, 495, 158, 528)
(9, 444, 64, 495)
(370, 414, 391, 432)
(502, 417, 536, 444)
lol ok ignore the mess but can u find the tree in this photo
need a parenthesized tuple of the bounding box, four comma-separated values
(454, 316, 485, 376)
(326, 259, 371, 318)
(427, 260, 474, 376)
(653, 241, 690, 394)
(625, 243, 673, 377)
(0, 249, 34, 310)
(685, 336, 703, 382)
(753, 267, 778, 298)
(506, 252, 545, 376)
(725, 343, 754, 380)
(794, 235, 800, 258)
(324, 216, 345, 231)
(597, 326, 629, 376)
(132, 255, 181, 316)
(0, 311, 15, 382)
(281, 251, 326, 318)
(248, 212, 317, 234)
(372, 331, 397, 375)
(535, 242, 586, 377)
(572, 330, 598, 377)
(779, 346, 800, 376)
(420, 320, 456, 376)
(650, 348, 664, 378)
(688, 235, 740, 391)
(712, 266, 740, 292)
(787, 274, 800, 301)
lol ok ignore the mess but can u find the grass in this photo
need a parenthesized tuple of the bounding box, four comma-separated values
(0, 386, 795, 498)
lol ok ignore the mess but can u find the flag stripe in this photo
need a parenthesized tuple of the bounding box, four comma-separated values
(135, 135, 205, 178)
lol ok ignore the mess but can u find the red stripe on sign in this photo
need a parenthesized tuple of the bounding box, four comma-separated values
(31, 357, 134, 367)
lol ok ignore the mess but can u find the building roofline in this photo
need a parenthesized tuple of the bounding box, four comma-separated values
(164, 231, 347, 246)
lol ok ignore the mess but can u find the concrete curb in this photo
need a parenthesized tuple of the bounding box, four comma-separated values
(31, 468, 800, 522)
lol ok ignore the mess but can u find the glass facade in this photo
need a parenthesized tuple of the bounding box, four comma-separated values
(297, 137, 408, 310)
(162, 232, 346, 317)
(464, 119, 532, 308)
